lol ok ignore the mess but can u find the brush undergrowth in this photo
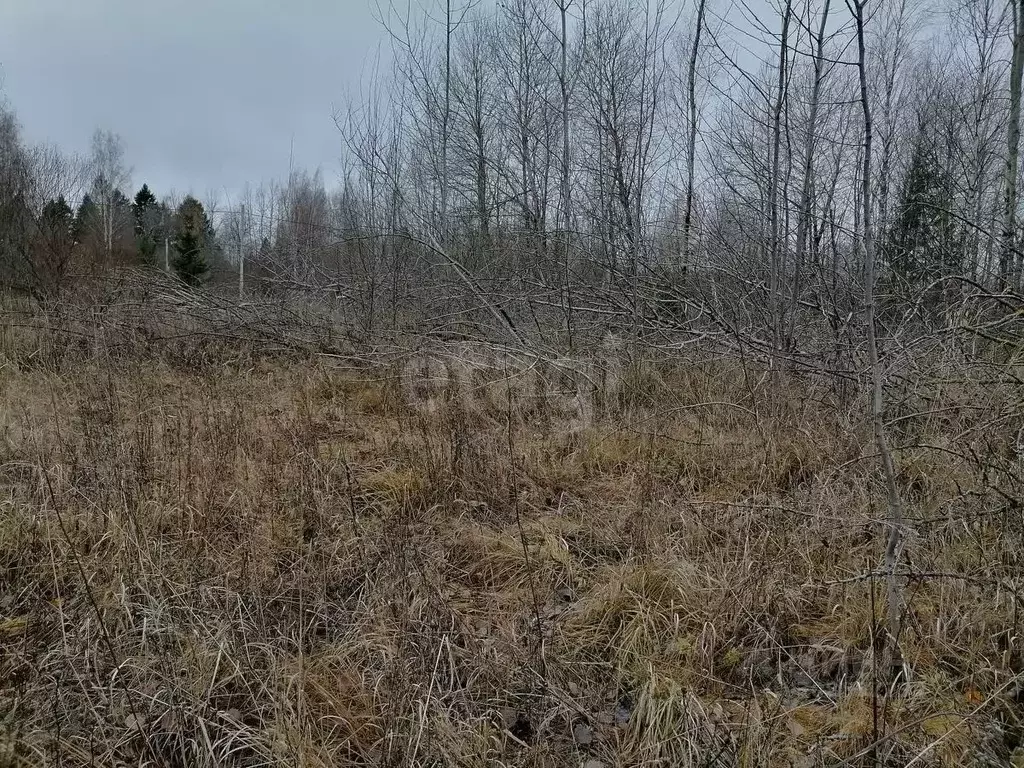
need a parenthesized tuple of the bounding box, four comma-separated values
(1, 309, 1023, 767)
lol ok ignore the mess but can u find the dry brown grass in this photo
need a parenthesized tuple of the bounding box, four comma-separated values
(1, 315, 1023, 766)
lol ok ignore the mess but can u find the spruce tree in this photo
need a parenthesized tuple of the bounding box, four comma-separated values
(71, 194, 98, 245)
(40, 196, 73, 232)
(885, 129, 961, 285)
(171, 196, 210, 285)
(132, 184, 158, 263)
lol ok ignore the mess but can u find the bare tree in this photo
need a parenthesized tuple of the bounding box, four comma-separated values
(852, 0, 906, 677)
(682, 0, 707, 270)
(873, 0, 915, 243)
(450, 16, 497, 266)
(784, 0, 831, 352)
(950, 0, 1006, 282)
(88, 129, 132, 261)
(493, 0, 557, 251)
(768, 0, 792, 357)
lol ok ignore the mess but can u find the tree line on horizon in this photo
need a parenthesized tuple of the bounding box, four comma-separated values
(1, 0, 1023, 350)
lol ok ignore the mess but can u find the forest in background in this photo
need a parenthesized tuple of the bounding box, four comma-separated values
(1, 0, 1021, 345)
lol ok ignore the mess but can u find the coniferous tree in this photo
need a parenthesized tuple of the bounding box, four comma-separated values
(885, 129, 962, 287)
(41, 196, 73, 225)
(172, 195, 211, 285)
(39, 197, 74, 250)
(33, 196, 75, 294)
(72, 194, 98, 246)
(132, 183, 159, 263)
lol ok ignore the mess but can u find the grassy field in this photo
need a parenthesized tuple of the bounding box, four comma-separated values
(1, 320, 1023, 766)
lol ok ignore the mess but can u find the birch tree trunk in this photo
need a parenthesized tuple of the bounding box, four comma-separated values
(768, 0, 792, 358)
(785, 0, 830, 351)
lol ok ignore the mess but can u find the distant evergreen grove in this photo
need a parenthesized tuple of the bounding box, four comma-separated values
(0, 120, 226, 296)
(6, 179, 220, 294)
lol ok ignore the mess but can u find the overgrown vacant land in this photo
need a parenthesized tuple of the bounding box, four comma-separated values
(1, 302, 1023, 767)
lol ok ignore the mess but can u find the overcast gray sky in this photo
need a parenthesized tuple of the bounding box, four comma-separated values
(0, 0, 386, 203)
